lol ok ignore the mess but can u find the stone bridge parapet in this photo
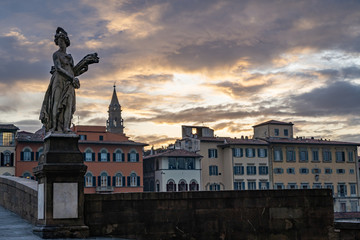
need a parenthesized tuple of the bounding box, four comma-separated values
(0, 175, 37, 224)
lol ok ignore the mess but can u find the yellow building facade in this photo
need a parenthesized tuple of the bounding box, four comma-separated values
(254, 120, 359, 212)
(181, 121, 359, 212)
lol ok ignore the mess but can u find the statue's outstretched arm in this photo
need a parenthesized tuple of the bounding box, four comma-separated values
(73, 53, 99, 77)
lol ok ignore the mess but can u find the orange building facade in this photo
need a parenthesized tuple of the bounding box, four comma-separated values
(74, 125, 147, 193)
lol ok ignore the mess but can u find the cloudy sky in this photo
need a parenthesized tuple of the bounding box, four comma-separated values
(1, 0, 360, 148)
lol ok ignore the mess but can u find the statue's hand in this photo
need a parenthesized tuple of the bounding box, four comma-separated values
(84, 53, 99, 65)
(73, 78, 80, 89)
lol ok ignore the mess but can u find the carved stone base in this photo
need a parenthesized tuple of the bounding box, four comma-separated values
(33, 225, 89, 239)
(33, 133, 88, 239)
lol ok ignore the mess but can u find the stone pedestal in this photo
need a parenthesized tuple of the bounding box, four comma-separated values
(33, 133, 89, 239)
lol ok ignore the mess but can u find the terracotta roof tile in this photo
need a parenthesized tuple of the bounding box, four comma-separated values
(16, 131, 44, 142)
(253, 120, 293, 127)
(144, 149, 202, 159)
(0, 124, 19, 131)
(219, 138, 269, 146)
(265, 137, 359, 146)
(198, 137, 230, 142)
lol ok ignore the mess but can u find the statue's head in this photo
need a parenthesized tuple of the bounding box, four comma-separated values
(54, 27, 70, 47)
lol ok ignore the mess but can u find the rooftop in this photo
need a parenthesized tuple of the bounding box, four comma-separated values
(219, 138, 269, 146)
(264, 137, 359, 146)
(0, 124, 19, 131)
(198, 136, 230, 142)
(144, 149, 202, 159)
(16, 130, 44, 142)
(253, 120, 293, 127)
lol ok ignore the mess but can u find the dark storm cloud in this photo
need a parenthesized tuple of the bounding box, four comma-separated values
(210, 80, 271, 97)
(129, 134, 176, 146)
(212, 122, 250, 134)
(316, 67, 360, 81)
(2, 0, 360, 141)
(0, 36, 48, 84)
(157, 1, 360, 71)
(291, 81, 360, 116)
(126, 104, 290, 125)
(317, 69, 341, 80)
(342, 66, 360, 79)
(165, 39, 277, 71)
(0, 60, 48, 84)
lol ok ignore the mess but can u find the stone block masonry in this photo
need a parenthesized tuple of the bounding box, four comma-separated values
(85, 189, 334, 240)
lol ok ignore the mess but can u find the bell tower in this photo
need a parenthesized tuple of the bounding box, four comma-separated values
(106, 85, 124, 134)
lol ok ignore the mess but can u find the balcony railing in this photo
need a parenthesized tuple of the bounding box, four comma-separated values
(96, 186, 114, 193)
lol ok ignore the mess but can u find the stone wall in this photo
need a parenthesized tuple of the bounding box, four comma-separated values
(0, 176, 37, 224)
(334, 221, 360, 239)
(85, 189, 334, 240)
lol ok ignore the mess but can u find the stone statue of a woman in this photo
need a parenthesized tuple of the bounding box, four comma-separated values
(40, 27, 99, 133)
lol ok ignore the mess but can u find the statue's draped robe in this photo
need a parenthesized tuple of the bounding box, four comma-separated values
(40, 51, 76, 132)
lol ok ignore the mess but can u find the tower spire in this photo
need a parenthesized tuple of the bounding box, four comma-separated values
(106, 85, 124, 134)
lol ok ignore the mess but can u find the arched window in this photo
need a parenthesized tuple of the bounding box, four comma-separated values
(128, 150, 139, 162)
(36, 147, 43, 161)
(84, 148, 94, 162)
(100, 172, 108, 187)
(178, 179, 187, 191)
(129, 172, 138, 187)
(209, 183, 220, 191)
(99, 149, 109, 162)
(2, 151, 12, 166)
(85, 172, 94, 187)
(114, 172, 125, 187)
(166, 179, 176, 192)
(113, 149, 124, 162)
(189, 180, 199, 191)
(156, 180, 160, 192)
(21, 148, 33, 161)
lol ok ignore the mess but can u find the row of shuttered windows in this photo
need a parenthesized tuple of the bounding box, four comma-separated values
(83, 151, 139, 162)
(20, 148, 140, 162)
(234, 181, 270, 190)
(209, 148, 355, 162)
(208, 165, 269, 176)
(274, 148, 355, 162)
(208, 148, 268, 158)
(85, 172, 141, 187)
(273, 182, 356, 197)
(274, 167, 355, 175)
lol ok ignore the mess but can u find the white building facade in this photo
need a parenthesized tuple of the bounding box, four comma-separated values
(143, 149, 202, 192)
